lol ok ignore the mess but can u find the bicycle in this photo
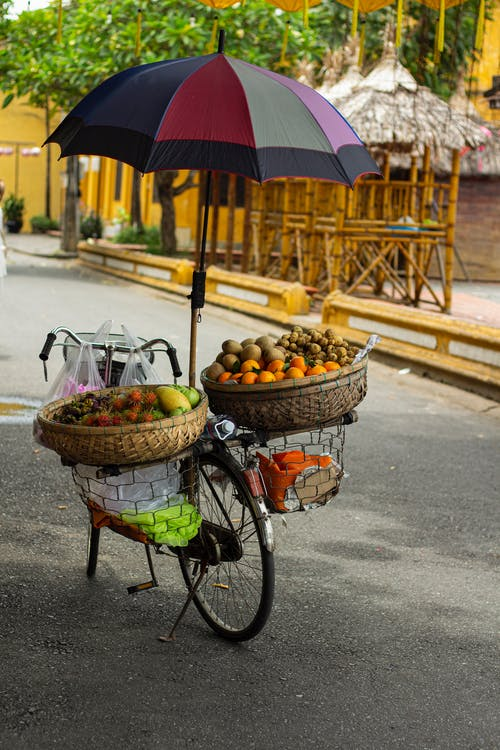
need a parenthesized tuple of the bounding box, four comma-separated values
(38, 325, 356, 641)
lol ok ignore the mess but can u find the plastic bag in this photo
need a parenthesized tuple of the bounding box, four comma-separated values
(34, 320, 112, 447)
(119, 324, 163, 386)
(257, 450, 341, 513)
(72, 461, 201, 546)
(71, 461, 181, 515)
(352, 333, 381, 364)
(45, 341, 106, 400)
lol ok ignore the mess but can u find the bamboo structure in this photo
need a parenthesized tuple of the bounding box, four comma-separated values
(192, 39, 491, 314)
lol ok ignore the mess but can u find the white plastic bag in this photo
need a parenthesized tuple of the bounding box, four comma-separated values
(71, 461, 181, 515)
(34, 320, 112, 447)
(119, 324, 163, 386)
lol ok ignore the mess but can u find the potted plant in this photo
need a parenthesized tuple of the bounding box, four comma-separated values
(3, 193, 25, 233)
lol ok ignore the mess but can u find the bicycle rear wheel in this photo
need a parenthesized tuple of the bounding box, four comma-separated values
(178, 452, 274, 641)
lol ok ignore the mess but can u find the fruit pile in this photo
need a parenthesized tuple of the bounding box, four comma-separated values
(204, 327, 360, 385)
(51, 385, 201, 426)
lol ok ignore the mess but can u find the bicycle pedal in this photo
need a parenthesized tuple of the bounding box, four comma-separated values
(127, 580, 158, 594)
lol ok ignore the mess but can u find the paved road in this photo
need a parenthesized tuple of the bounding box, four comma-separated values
(0, 252, 499, 749)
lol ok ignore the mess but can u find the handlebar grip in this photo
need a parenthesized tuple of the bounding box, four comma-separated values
(167, 346, 182, 378)
(39, 332, 57, 361)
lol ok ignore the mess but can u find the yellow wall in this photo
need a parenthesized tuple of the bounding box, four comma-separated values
(0, 97, 62, 228)
(470, 3, 500, 122)
(79, 159, 245, 249)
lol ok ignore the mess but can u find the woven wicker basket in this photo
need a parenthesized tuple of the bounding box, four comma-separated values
(37, 386, 208, 466)
(201, 357, 367, 432)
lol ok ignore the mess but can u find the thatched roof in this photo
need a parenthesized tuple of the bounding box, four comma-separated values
(328, 44, 489, 159)
(316, 37, 364, 102)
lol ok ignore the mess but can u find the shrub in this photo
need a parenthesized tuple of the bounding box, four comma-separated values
(80, 212, 103, 239)
(3, 193, 25, 222)
(115, 225, 160, 253)
(30, 215, 59, 233)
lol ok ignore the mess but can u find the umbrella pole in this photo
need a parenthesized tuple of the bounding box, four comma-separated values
(188, 32, 224, 388)
(188, 170, 213, 388)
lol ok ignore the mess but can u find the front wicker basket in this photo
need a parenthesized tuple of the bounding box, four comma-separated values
(201, 357, 368, 432)
(37, 386, 208, 466)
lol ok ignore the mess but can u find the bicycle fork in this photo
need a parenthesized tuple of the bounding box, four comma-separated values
(241, 465, 275, 553)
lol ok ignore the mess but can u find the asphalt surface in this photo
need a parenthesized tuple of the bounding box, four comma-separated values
(0, 250, 499, 750)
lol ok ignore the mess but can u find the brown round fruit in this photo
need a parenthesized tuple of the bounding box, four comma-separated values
(205, 362, 226, 381)
(240, 344, 262, 362)
(222, 339, 243, 355)
(240, 337, 256, 348)
(222, 353, 240, 370)
(255, 335, 275, 351)
(262, 346, 286, 363)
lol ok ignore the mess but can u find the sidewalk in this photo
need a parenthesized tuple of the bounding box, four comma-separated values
(6, 231, 500, 328)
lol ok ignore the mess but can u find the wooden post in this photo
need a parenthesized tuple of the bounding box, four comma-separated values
(382, 152, 391, 220)
(209, 174, 220, 265)
(331, 185, 346, 292)
(409, 152, 418, 218)
(280, 180, 293, 278)
(241, 179, 253, 274)
(444, 149, 460, 314)
(419, 145, 431, 224)
(225, 174, 236, 270)
(303, 179, 315, 285)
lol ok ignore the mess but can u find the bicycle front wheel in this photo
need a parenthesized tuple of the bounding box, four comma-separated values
(178, 452, 274, 641)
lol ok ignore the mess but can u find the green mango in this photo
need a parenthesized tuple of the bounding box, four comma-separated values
(170, 384, 201, 407)
(169, 406, 190, 416)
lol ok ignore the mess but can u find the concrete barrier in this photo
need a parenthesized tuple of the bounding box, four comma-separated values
(78, 243, 309, 323)
(77, 241, 194, 292)
(205, 266, 310, 324)
(322, 292, 500, 400)
(76, 241, 498, 398)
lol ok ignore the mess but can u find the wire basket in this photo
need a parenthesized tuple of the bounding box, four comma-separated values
(37, 386, 208, 466)
(200, 357, 367, 432)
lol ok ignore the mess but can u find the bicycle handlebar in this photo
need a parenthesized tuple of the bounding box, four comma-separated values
(39, 332, 57, 361)
(38, 326, 182, 379)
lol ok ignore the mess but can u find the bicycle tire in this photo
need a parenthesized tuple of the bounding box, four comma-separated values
(178, 452, 274, 641)
(86, 522, 100, 577)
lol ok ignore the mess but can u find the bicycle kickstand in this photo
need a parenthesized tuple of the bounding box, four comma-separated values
(158, 559, 209, 642)
(127, 545, 159, 594)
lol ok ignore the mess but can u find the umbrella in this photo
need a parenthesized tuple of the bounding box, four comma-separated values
(46, 31, 380, 386)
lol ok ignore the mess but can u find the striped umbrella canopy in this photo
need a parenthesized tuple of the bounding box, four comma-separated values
(46, 47, 379, 188)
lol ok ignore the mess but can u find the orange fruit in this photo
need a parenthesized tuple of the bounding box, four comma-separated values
(285, 366, 305, 379)
(218, 371, 236, 383)
(305, 364, 327, 376)
(241, 371, 259, 385)
(257, 370, 276, 383)
(266, 359, 285, 373)
(240, 359, 261, 374)
(324, 361, 341, 371)
(273, 371, 286, 381)
(289, 356, 308, 373)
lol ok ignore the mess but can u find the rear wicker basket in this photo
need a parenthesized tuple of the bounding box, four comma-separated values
(201, 357, 368, 432)
(37, 386, 208, 466)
